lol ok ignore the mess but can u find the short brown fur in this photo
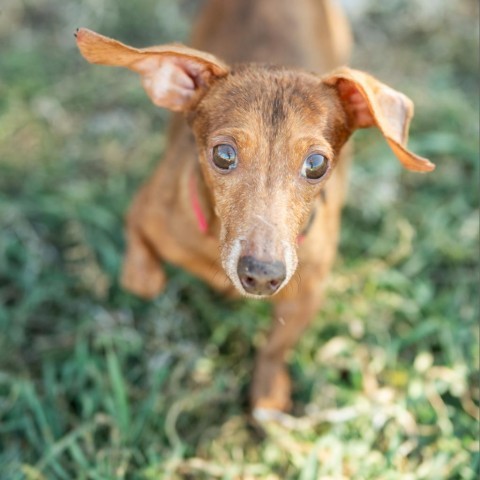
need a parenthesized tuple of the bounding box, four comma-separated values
(76, 0, 434, 417)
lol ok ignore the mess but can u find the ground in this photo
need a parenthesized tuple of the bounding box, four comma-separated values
(0, 0, 478, 479)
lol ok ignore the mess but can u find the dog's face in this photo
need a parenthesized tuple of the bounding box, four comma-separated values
(75, 28, 435, 299)
(191, 66, 351, 297)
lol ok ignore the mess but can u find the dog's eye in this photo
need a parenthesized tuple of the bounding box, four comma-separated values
(212, 144, 237, 171)
(301, 153, 329, 181)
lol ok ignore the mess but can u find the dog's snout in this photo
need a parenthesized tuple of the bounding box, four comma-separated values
(237, 256, 286, 296)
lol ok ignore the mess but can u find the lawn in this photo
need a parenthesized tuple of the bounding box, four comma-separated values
(0, 0, 478, 479)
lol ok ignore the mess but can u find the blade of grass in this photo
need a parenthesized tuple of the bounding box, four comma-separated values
(106, 347, 131, 441)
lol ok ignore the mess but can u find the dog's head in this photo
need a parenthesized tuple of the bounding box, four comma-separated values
(76, 29, 434, 298)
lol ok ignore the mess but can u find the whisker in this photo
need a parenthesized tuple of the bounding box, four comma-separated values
(208, 259, 231, 289)
(292, 271, 302, 295)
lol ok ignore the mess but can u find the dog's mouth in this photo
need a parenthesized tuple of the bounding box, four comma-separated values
(222, 238, 298, 298)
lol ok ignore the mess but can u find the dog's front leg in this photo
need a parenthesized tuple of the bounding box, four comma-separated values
(250, 280, 325, 415)
(121, 224, 166, 300)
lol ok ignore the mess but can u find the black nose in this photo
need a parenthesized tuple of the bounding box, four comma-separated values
(237, 256, 286, 295)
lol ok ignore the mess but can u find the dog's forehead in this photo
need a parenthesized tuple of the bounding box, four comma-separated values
(197, 65, 340, 134)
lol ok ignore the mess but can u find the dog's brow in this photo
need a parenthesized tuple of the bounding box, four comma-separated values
(293, 137, 334, 156)
(269, 90, 287, 129)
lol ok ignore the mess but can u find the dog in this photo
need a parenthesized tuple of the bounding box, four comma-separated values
(76, 0, 434, 420)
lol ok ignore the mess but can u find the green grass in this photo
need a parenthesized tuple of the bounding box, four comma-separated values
(0, 0, 478, 478)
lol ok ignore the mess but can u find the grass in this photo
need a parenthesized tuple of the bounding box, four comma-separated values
(0, 0, 478, 478)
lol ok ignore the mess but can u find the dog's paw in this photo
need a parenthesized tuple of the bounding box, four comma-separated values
(251, 365, 292, 414)
(121, 261, 166, 299)
(252, 407, 291, 425)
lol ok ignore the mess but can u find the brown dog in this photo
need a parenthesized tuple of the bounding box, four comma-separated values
(76, 0, 434, 419)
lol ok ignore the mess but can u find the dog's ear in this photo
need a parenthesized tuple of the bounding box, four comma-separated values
(75, 28, 229, 112)
(322, 68, 434, 172)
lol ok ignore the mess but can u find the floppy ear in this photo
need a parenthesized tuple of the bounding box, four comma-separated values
(75, 28, 229, 112)
(322, 67, 435, 172)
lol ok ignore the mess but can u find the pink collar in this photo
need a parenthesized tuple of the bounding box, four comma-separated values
(189, 171, 209, 234)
